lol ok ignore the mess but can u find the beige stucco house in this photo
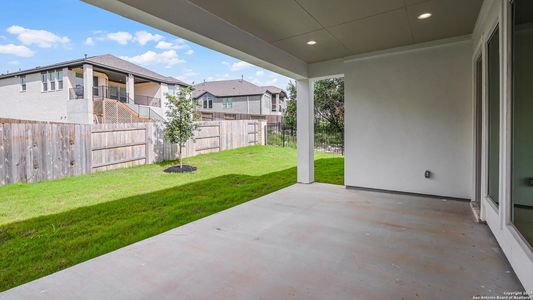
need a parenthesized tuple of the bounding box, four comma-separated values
(0, 54, 189, 124)
(192, 79, 286, 123)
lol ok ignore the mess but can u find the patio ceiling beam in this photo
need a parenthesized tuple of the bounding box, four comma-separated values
(82, 0, 309, 80)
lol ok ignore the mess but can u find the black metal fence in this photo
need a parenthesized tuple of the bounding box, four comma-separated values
(266, 123, 344, 155)
(93, 86, 128, 102)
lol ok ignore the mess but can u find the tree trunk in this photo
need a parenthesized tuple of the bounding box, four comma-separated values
(179, 145, 183, 169)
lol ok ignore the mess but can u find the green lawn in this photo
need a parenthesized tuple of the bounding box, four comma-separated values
(0, 146, 343, 291)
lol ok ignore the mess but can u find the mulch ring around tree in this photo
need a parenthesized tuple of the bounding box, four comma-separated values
(163, 165, 197, 173)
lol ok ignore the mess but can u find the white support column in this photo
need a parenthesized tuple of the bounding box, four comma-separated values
(297, 79, 314, 184)
(126, 74, 135, 103)
(82, 64, 94, 122)
(83, 64, 93, 101)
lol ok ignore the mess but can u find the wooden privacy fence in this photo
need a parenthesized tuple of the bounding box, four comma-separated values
(0, 120, 266, 185)
(152, 120, 264, 162)
(0, 123, 91, 185)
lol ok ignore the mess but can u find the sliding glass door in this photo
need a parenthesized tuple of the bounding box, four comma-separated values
(511, 0, 533, 247)
(487, 25, 500, 206)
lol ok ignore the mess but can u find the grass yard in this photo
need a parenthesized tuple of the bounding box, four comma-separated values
(0, 146, 343, 292)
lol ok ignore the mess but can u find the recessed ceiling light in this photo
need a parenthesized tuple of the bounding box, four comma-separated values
(417, 12, 432, 20)
(307, 40, 317, 45)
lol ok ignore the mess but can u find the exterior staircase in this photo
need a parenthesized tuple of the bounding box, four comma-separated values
(93, 98, 166, 124)
(93, 99, 150, 124)
(124, 102, 165, 123)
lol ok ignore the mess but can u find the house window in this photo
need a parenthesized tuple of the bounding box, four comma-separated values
(20, 76, 26, 92)
(168, 85, 176, 96)
(264, 94, 272, 111)
(75, 73, 83, 87)
(49, 71, 56, 91)
(203, 94, 213, 109)
(222, 98, 233, 109)
(511, 0, 533, 247)
(41, 72, 48, 92)
(57, 70, 63, 90)
(487, 25, 500, 206)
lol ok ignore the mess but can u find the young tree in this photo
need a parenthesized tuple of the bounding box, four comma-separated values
(164, 87, 199, 169)
(283, 81, 297, 130)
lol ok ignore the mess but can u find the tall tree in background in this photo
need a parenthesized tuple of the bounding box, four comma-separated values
(314, 78, 344, 132)
(282, 79, 344, 132)
(283, 81, 297, 129)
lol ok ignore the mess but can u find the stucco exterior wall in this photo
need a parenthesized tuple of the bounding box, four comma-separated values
(0, 69, 71, 122)
(198, 94, 263, 115)
(344, 40, 473, 199)
(135, 82, 161, 99)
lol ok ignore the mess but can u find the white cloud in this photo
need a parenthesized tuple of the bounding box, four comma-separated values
(185, 49, 194, 55)
(174, 68, 199, 83)
(227, 61, 252, 72)
(251, 77, 279, 87)
(221, 61, 230, 66)
(84, 37, 95, 46)
(106, 31, 133, 45)
(120, 50, 185, 68)
(8, 60, 20, 65)
(7, 25, 70, 48)
(255, 70, 264, 77)
(156, 41, 175, 50)
(134, 30, 163, 46)
(0, 44, 34, 57)
(206, 73, 230, 81)
(155, 39, 188, 50)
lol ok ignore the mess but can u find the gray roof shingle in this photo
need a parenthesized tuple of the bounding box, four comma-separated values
(193, 79, 284, 98)
(0, 54, 189, 86)
(87, 55, 189, 86)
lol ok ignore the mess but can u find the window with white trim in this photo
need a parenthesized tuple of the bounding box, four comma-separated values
(49, 71, 56, 91)
(222, 97, 233, 109)
(168, 84, 176, 96)
(41, 72, 48, 92)
(20, 76, 26, 92)
(41, 69, 63, 92)
(57, 70, 63, 90)
(203, 94, 213, 109)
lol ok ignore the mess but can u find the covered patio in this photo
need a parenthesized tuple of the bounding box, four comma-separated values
(66, 0, 533, 295)
(1, 183, 521, 299)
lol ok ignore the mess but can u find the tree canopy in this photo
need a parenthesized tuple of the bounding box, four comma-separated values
(282, 78, 344, 132)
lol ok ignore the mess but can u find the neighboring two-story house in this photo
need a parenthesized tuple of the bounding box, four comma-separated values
(0, 54, 189, 124)
(192, 79, 286, 124)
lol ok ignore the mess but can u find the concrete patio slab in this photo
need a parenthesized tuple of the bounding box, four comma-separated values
(0, 183, 523, 299)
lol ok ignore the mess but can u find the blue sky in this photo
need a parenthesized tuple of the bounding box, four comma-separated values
(0, 0, 291, 89)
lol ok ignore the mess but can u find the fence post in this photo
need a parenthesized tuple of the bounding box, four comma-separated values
(282, 126, 285, 147)
(145, 123, 150, 164)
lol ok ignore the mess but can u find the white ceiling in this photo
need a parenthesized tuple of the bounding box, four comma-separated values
(84, 0, 483, 78)
(189, 0, 483, 63)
